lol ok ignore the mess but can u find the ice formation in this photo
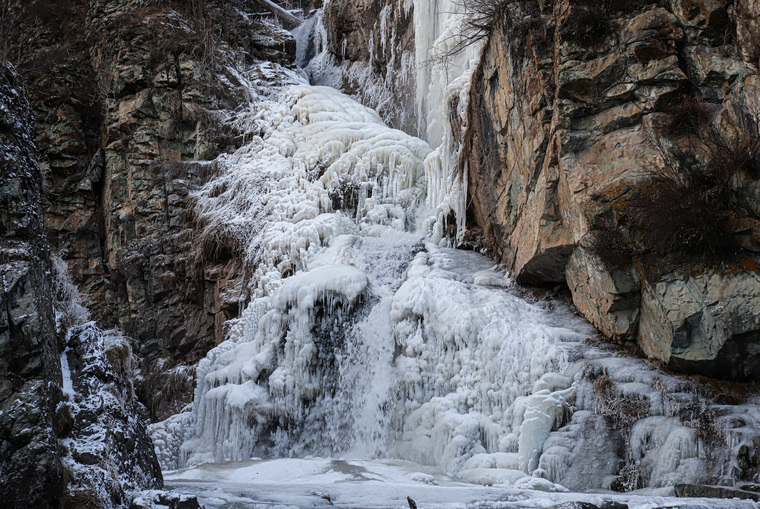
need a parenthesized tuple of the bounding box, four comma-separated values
(149, 1, 760, 499)
(410, 0, 484, 244)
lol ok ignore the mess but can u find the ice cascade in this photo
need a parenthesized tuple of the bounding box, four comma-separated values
(151, 3, 760, 495)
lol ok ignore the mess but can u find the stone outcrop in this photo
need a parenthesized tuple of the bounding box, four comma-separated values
(639, 268, 760, 379)
(0, 60, 63, 509)
(60, 324, 162, 507)
(1, 61, 161, 508)
(464, 0, 760, 379)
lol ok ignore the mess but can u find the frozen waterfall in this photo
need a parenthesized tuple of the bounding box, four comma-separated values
(149, 2, 760, 503)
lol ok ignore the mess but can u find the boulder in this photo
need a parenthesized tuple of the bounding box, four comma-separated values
(566, 243, 640, 341)
(638, 266, 760, 380)
(674, 483, 760, 501)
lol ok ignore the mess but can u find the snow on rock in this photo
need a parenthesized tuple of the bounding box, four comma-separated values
(62, 323, 162, 505)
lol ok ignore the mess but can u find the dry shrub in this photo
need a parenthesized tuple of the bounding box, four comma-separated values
(137, 359, 195, 421)
(435, 0, 545, 62)
(591, 98, 760, 266)
(23, 0, 83, 25)
(629, 174, 739, 257)
(611, 462, 643, 492)
(587, 227, 636, 269)
(5, 0, 90, 66)
(630, 111, 760, 258)
(654, 95, 712, 137)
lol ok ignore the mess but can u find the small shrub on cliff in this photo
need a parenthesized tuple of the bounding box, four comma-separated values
(629, 110, 760, 259)
(588, 100, 760, 268)
(628, 175, 739, 257)
(654, 95, 712, 137)
(438, 0, 543, 61)
(587, 227, 636, 269)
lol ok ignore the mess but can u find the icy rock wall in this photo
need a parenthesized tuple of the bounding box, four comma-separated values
(301, 0, 418, 135)
(60, 323, 163, 507)
(0, 60, 64, 509)
(1, 61, 162, 508)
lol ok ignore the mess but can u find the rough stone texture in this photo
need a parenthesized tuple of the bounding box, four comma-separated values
(1, 60, 163, 509)
(9, 0, 297, 419)
(565, 243, 640, 341)
(639, 266, 760, 380)
(465, 0, 760, 376)
(0, 61, 63, 509)
(322, 0, 418, 135)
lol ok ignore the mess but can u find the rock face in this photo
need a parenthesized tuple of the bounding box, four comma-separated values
(1, 60, 162, 509)
(7, 0, 297, 419)
(0, 61, 63, 508)
(60, 324, 162, 507)
(464, 0, 760, 378)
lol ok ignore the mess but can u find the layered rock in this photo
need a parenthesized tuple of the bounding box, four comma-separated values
(464, 0, 760, 378)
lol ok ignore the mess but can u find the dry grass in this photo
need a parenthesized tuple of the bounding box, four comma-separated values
(137, 359, 195, 421)
(593, 374, 651, 435)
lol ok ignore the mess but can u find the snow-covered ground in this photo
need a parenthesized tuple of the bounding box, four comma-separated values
(161, 458, 758, 509)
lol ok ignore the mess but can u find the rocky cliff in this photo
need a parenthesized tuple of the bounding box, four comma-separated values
(0, 59, 64, 509)
(1, 61, 161, 508)
(5, 0, 297, 419)
(463, 0, 760, 380)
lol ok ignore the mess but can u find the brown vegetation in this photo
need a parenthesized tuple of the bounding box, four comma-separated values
(589, 97, 760, 269)
(434, 0, 545, 63)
